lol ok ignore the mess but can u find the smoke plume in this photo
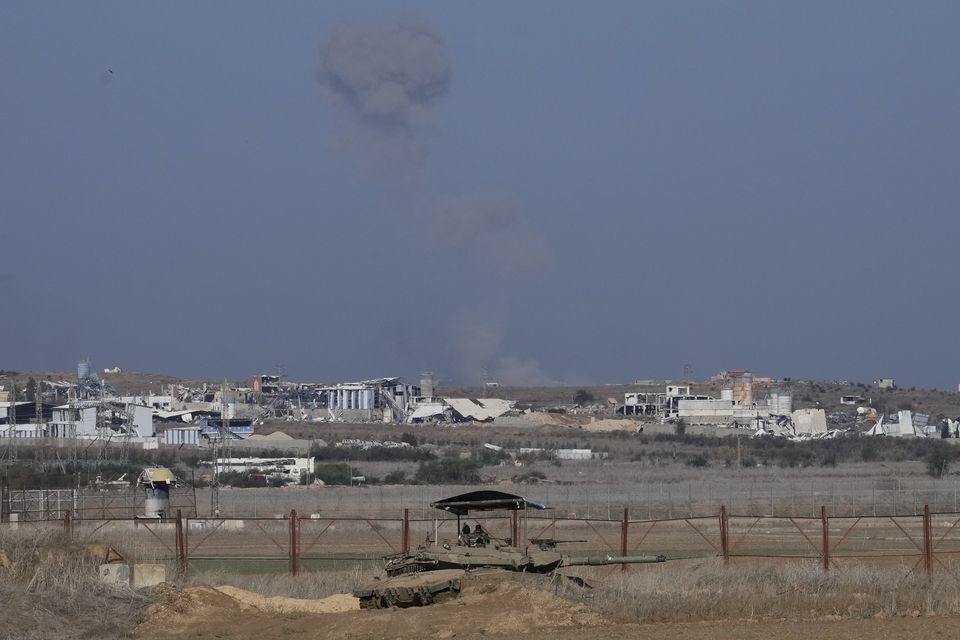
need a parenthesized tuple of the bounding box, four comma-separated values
(318, 20, 554, 382)
(446, 305, 551, 385)
(426, 192, 552, 275)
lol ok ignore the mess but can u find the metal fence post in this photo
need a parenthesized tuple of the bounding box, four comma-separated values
(290, 509, 299, 576)
(923, 504, 933, 576)
(0, 475, 9, 523)
(620, 507, 629, 571)
(821, 505, 830, 571)
(719, 505, 729, 565)
(402, 508, 410, 554)
(511, 511, 519, 546)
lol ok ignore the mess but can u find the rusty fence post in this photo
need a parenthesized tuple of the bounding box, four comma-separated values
(923, 504, 933, 576)
(402, 508, 410, 554)
(290, 509, 298, 576)
(620, 507, 629, 571)
(175, 509, 185, 576)
(63, 510, 72, 539)
(719, 505, 729, 565)
(821, 505, 830, 571)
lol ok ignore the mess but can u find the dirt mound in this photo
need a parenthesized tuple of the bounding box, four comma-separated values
(214, 585, 359, 613)
(454, 573, 605, 633)
(140, 583, 239, 631)
(579, 418, 640, 432)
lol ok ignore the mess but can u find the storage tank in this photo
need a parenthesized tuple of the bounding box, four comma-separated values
(767, 388, 793, 415)
(77, 359, 91, 380)
(720, 388, 734, 402)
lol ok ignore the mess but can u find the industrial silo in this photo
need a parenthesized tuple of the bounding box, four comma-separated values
(767, 388, 793, 415)
(77, 359, 91, 380)
(720, 388, 734, 402)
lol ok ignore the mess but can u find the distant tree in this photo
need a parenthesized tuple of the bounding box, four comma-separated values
(24, 377, 37, 403)
(674, 418, 687, 436)
(925, 442, 957, 479)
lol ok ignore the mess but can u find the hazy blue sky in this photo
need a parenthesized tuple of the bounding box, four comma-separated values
(1, 2, 958, 388)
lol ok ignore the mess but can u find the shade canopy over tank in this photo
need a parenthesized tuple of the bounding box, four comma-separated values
(431, 490, 547, 516)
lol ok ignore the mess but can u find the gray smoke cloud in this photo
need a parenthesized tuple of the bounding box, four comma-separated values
(317, 22, 450, 192)
(317, 20, 551, 274)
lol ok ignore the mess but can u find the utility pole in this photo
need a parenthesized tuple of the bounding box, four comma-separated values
(35, 380, 44, 438)
(8, 378, 17, 462)
(210, 381, 229, 518)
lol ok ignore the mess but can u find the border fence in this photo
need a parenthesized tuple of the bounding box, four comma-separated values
(4, 505, 960, 582)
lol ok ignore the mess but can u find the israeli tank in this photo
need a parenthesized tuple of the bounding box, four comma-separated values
(354, 490, 666, 608)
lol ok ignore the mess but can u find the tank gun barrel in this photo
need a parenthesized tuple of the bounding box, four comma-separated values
(561, 554, 666, 567)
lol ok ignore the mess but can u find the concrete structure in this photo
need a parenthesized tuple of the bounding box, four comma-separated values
(420, 373, 435, 400)
(555, 449, 593, 460)
(47, 401, 153, 439)
(132, 564, 166, 589)
(322, 377, 420, 423)
(731, 372, 754, 406)
(840, 395, 866, 405)
(49, 404, 98, 437)
(99, 563, 131, 586)
(442, 398, 515, 422)
(677, 399, 768, 426)
(162, 427, 200, 446)
(791, 409, 827, 435)
(878, 378, 896, 390)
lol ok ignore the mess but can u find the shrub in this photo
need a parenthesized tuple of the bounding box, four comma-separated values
(415, 458, 481, 484)
(686, 454, 709, 468)
(314, 463, 353, 485)
(383, 470, 407, 484)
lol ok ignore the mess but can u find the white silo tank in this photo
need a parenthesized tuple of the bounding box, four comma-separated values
(768, 389, 793, 415)
(720, 388, 734, 402)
